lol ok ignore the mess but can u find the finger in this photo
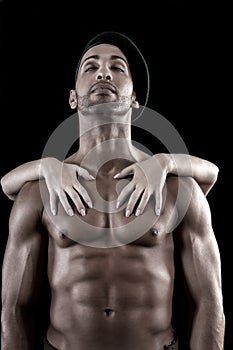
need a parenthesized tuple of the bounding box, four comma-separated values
(114, 165, 134, 179)
(125, 188, 144, 217)
(65, 187, 87, 216)
(56, 190, 74, 217)
(72, 183, 93, 208)
(116, 182, 134, 208)
(49, 190, 58, 216)
(77, 166, 95, 180)
(134, 189, 150, 216)
(154, 190, 162, 216)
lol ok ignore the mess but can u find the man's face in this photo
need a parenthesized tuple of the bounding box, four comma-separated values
(75, 44, 134, 110)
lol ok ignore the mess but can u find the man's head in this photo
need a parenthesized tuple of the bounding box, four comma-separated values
(70, 43, 139, 114)
(69, 31, 148, 115)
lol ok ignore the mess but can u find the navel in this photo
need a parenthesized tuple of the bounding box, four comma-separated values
(151, 227, 158, 237)
(103, 308, 115, 318)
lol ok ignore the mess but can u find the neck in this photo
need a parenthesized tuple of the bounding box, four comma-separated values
(74, 108, 136, 174)
(79, 107, 133, 152)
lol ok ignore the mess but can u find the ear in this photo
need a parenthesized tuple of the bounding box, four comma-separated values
(69, 89, 77, 109)
(131, 91, 139, 109)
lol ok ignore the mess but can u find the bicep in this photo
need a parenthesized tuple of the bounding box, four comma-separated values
(178, 226, 222, 301)
(175, 180, 222, 302)
(2, 231, 47, 308)
(2, 183, 48, 308)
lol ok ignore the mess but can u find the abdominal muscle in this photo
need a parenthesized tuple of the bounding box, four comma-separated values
(45, 232, 175, 350)
(42, 170, 178, 349)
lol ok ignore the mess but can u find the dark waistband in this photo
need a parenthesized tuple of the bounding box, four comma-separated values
(44, 336, 179, 350)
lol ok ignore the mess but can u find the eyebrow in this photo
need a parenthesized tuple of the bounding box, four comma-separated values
(81, 54, 128, 67)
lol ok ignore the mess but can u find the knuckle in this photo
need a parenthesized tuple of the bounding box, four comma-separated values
(131, 192, 139, 200)
(72, 191, 81, 201)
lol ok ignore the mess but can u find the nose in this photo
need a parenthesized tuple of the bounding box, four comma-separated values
(96, 72, 112, 81)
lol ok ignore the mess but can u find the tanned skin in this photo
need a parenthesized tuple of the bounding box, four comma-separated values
(1, 162, 224, 349)
(1, 43, 225, 350)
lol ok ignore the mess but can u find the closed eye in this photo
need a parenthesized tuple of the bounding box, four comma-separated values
(84, 66, 98, 72)
(111, 66, 125, 72)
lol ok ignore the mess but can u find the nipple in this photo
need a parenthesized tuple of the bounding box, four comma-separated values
(58, 232, 66, 239)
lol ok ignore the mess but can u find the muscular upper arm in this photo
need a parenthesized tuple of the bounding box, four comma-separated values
(174, 178, 222, 303)
(2, 181, 48, 308)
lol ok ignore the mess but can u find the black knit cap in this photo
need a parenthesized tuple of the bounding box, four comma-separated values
(74, 31, 150, 107)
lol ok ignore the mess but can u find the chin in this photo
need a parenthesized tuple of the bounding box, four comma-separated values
(81, 100, 131, 115)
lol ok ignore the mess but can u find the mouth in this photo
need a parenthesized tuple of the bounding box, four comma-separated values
(91, 83, 116, 94)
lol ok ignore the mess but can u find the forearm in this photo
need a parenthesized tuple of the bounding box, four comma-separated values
(1, 160, 41, 200)
(190, 301, 225, 349)
(154, 153, 219, 195)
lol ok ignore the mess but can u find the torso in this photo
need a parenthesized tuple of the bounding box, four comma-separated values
(41, 159, 179, 350)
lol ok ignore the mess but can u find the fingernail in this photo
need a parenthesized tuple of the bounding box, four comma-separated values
(156, 209, 161, 216)
(80, 208, 86, 216)
(52, 209, 56, 216)
(113, 173, 120, 179)
(68, 209, 74, 216)
(89, 175, 95, 180)
(125, 209, 130, 217)
(116, 201, 120, 209)
(135, 209, 141, 216)
(87, 201, 93, 208)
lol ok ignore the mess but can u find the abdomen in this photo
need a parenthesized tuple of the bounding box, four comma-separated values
(47, 237, 175, 349)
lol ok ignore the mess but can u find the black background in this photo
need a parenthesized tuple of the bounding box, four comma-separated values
(0, 1, 231, 348)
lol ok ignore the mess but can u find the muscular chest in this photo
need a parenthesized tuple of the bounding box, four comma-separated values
(43, 177, 178, 249)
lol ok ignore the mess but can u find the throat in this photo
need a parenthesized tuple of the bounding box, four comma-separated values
(78, 123, 132, 155)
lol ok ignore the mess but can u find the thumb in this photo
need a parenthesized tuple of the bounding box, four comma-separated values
(77, 166, 95, 180)
(113, 165, 134, 179)
(154, 189, 163, 216)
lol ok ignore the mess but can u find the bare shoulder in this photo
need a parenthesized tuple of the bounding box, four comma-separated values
(166, 175, 210, 205)
(166, 176, 213, 231)
(8, 180, 48, 242)
(13, 180, 45, 210)
(64, 152, 78, 163)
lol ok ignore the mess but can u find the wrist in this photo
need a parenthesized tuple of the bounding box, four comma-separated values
(39, 157, 56, 179)
(153, 153, 173, 174)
